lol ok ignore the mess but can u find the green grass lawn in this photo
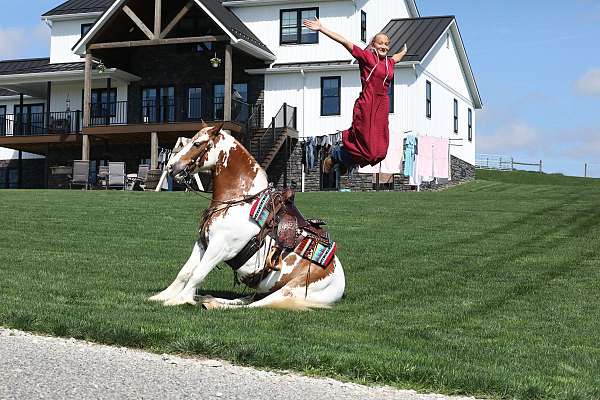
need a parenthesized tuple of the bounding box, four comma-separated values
(1, 170, 599, 399)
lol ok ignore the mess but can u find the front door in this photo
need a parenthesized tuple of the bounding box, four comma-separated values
(14, 104, 44, 135)
(142, 87, 175, 123)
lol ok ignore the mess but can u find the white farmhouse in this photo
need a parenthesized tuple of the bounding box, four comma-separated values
(0, 0, 481, 191)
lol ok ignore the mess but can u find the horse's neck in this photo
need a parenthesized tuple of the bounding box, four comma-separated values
(210, 137, 268, 203)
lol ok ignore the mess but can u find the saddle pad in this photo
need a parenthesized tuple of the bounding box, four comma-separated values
(295, 236, 336, 267)
(250, 191, 271, 227)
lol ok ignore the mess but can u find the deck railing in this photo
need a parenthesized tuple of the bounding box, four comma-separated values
(0, 110, 82, 136)
(87, 97, 252, 127)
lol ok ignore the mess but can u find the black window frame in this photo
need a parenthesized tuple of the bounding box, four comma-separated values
(81, 23, 93, 38)
(426, 80, 432, 119)
(388, 77, 394, 114)
(321, 76, 341, 116)
(468, 108, 473, 142)
(453, 99, 458, 133)
(187, 87, 203, 120)
(13, 103, 45, 135)
(361, 10, 367, 43)
(213, 83, 249, 121)
(0, 105, 5, 135)
(90, 88, 117, 118)
(280, 7, 319, 45)
(141, 86, 175, 123)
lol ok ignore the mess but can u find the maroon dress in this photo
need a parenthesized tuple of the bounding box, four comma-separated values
(343, 45, 396, 167)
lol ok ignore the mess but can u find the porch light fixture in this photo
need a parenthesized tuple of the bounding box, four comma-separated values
(210, 53, 222, 68)
(97, 62, 107, 74)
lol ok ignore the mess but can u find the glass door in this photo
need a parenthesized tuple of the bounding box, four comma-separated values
(142, 87, 174, 123)
(14, 104, 44, 135)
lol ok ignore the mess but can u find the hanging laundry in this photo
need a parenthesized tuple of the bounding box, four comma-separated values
(403, 135, 417, 177)
(432, 137, 449, 179)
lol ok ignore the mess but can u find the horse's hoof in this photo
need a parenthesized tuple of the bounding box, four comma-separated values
(164, 298, 196, 306)
(148, 294, 166, 302)
(202, 300, 220, 310)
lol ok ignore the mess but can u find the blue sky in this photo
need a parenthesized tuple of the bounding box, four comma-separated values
(1, 0, 600, 177)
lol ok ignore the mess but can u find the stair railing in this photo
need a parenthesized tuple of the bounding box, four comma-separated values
(254, 102, 296, 166)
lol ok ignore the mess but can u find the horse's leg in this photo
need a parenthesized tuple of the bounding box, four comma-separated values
(163, 243, 227, 306)
(197, 295, 254, 307)
(148, 241, 204, 302)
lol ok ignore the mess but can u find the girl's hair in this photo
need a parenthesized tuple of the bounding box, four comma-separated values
(370, 32, 390, 46)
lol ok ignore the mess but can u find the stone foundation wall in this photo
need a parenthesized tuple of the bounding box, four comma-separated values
(268, 140, 475, 192)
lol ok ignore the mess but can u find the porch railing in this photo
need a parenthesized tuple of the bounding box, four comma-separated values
(0, 110, 82, 136)
(254, 103, 297, 166)
(87, 97, 252, 127)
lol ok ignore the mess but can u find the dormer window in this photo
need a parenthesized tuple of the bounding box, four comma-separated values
(280, 8, 319, 45)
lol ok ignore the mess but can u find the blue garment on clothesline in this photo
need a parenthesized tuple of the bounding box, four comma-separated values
(403, 135, 417, 176)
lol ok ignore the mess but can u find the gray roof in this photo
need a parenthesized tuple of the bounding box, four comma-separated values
(271, 60, 353, 69)
(382, 16, 455, 62)
(43, 0, 114, 16)
(46, 0, 272, 56)
(0, 88, 18, 97)
(0, 58, 89, 76)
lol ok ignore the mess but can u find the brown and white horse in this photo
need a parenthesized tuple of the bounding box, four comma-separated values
(149, 124, 345, 309)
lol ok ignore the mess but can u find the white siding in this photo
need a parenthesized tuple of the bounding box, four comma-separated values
(411, 30, 476, 164)
(231, 2, 356, 64)
(265, 66, 413, 138)
(357, 0, 412, 44)
(50, 18, 97, 63)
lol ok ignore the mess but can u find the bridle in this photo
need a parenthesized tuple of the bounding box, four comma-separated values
(176, 137, 267, 207)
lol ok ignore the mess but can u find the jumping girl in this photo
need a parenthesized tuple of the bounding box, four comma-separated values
(303, 18, 408, 172)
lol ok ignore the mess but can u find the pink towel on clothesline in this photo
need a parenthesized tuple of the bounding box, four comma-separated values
(417, 136, 449, 179)
(358, 132, 404, 174)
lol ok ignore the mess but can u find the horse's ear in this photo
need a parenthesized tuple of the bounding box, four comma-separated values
(208, 123, 224, 137)
(199, 119, 207, 129)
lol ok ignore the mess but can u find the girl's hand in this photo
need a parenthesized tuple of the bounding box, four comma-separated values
(303, 17, 322, 32)
(401, 43, 408, 54)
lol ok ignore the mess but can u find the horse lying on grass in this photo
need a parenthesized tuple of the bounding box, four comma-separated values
(149, 124, 345, 310)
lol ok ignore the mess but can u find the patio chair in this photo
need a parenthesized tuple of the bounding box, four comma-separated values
(70, 160, 90, 190)
(127, 164, 150, 190)
(108, 162, 126, 190)
(97, 165, 109, 189)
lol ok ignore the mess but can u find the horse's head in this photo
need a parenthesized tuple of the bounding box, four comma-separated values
(168, 123, 225, 182)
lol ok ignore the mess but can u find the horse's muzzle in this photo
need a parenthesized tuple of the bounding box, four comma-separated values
(169, 161, 190, 183)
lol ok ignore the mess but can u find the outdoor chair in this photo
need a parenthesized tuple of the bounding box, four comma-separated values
(127, 164, 150, 190)
(108, 162, 126, 190)
(97, 165, 109, 189)
(70, 160, 90, 190)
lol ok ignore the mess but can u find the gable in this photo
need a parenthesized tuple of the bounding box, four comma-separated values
(73, 0, 274, 60)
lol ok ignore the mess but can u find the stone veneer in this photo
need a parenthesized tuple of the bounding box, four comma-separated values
(266, 140, 474, 192)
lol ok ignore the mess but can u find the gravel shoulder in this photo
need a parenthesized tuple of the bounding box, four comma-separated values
(0, 328, 481, 400)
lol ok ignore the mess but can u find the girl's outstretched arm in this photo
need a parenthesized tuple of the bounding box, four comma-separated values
(392, 43, 408, 63)
(303, 18, 354, 52)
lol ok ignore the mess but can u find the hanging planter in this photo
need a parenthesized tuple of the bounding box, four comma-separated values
(210, 54, 222, 68)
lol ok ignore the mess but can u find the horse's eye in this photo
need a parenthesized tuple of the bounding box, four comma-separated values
(193, 142, 202, 147)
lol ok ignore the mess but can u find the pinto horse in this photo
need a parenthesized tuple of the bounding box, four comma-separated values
(149, 124, 345, 309)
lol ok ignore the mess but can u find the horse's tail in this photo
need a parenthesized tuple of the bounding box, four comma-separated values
(263, 296, 331, 311)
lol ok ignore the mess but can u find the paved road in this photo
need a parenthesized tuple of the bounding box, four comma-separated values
(0, 328, 478, 400)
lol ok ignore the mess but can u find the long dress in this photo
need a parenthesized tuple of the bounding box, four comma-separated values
(342, 45, 396, 167)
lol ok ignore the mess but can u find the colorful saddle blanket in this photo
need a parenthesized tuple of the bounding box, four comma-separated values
(249, 189, 336, 268)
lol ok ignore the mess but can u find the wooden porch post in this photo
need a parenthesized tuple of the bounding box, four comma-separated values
(82, 52, 93, 161)
(105, 77, 112, 126)
(224, 44, 232, 121)
(150, 132, 158, 169)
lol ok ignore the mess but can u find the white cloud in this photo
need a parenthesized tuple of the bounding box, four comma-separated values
(477, 120, 543, 155)
(0, 23, 49, 60)
(574, 68, 600, 96)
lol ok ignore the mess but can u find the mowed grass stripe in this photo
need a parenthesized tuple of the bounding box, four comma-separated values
(1, 170, 599, 399)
